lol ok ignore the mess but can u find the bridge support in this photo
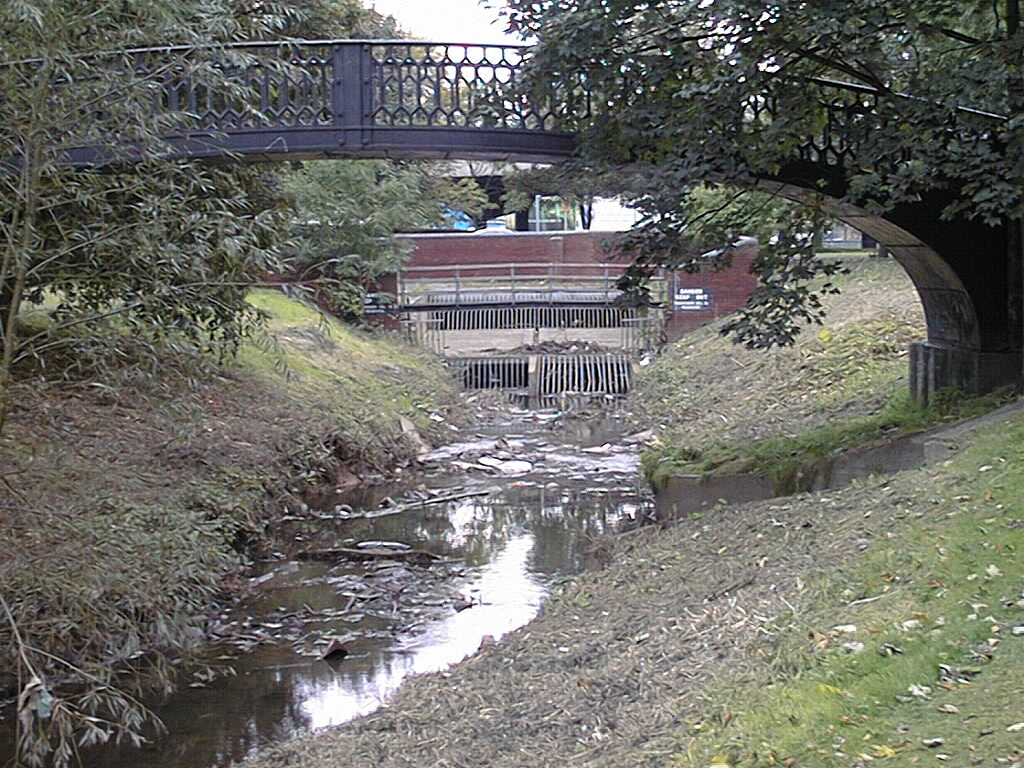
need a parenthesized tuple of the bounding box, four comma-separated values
(813, 193, 1024, 401)
(908, 343, 1022, 400)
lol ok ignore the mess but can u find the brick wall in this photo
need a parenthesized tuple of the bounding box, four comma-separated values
(395, 231, 759, 342)
(397, 230, 625, 279)
(663, 238, 758, 342)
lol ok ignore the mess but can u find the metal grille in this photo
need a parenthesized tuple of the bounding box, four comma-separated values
(537, 354, 632, 396)
(449, 354, 634, 409)
(369, 43, 559, 131)
(403, 307, 663, 352)
(427, 306, 629, 331)
(449, 356, 529, 391)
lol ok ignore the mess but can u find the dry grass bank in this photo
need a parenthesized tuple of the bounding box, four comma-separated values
(0, 291, 464, 758)
(631, 255, 925, 445)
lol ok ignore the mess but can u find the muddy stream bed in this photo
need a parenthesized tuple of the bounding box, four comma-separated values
(6, 408, 654, 768)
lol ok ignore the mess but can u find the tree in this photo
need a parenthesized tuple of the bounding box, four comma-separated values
(0, 1, 316, 432)
(241, 0, 401, 40)
(502, 161, 628, 230)
(283, 160, 490, 317)
(0, 2, 306, 764)
(499, 0, 1023, 345)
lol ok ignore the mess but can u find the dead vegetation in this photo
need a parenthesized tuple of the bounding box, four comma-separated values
(238, 462, 952, 768)
(0, 294, 466, 765)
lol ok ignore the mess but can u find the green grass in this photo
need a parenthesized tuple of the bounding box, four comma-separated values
(235, 286, 464, 468)
(643, 389, 1011, 491)
(672, 415, 1024, 767)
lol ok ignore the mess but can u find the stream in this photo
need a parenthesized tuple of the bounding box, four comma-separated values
(3, 407, 653, 768)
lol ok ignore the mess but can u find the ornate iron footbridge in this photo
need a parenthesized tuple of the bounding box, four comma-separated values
(6, 39, 1020, 396)
(59, 40, 582, 166)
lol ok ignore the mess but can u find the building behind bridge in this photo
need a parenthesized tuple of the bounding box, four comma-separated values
(385, 230, 759, 348)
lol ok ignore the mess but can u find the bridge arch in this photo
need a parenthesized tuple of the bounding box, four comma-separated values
(24, 41, 1019, 396)
(750, 165, 1019, 398)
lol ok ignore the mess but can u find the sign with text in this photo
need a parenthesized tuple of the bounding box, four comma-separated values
(673, 287, 712, 311)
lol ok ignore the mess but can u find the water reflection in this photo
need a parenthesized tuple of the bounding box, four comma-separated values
(2, 418, 651, 768)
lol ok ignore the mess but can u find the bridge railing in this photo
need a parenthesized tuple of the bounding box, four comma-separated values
(399, 261, 670, 308)
(19, 39, 585, 165)
(12, 38, 979, 169)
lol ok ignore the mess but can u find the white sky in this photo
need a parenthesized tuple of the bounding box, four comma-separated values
(368, 0, 519, 44)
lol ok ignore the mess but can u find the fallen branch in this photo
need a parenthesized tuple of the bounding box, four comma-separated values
(295, 487, 501, 522)
(295, 547, 444, 566)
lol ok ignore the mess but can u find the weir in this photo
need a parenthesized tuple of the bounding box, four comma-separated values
(448, 353, 636, 409)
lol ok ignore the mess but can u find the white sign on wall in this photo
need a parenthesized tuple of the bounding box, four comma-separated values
(674, 287, 712, 311)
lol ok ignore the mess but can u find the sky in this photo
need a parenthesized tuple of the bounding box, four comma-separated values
(368, 0, 519, 44)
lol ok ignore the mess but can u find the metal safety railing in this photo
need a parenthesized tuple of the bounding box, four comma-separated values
(400, 261, 669, 308)
(8, 38, 979, 173)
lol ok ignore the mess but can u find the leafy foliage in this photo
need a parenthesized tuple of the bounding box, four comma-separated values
(0, 0, 300, 763)
(0, 0, 312, 436)
(283, 160, 490, 317)
(501, 0, 1024, 345)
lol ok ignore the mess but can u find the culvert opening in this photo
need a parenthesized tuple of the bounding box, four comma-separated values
(449, 354, 635, 409)
(453, 356, 530, 390)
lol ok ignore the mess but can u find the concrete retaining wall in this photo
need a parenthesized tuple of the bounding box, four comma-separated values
(655, 402, 1022, 521)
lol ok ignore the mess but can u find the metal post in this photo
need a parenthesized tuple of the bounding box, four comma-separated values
(332, 42, 372, 147)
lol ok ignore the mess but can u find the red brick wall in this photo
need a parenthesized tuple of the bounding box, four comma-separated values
(396, 230, 626, 279)
(663, 238, 759, 342)
(395, 232, 759, 342)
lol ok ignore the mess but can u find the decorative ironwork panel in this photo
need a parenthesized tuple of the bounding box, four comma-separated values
(140, 43, 334, 133)
(9, 37, 941, 173)
(368, 43, 562, 132)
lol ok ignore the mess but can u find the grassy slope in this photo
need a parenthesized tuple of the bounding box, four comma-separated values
(630, 257, 1010, 489)
(0, 290, 463, 691)
(675, 413, 1024, 768)
(626, 257, 1024, 766)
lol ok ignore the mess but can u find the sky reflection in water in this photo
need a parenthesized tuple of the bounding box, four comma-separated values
(299, 533, 544, 729)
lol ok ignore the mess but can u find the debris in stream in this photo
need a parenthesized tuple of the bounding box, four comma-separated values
(321, 637, 350, 662)
(294, 546, 443, 565)
(279, 487, 500, 522)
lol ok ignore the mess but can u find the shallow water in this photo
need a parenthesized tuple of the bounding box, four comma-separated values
(1, 413, 652, 768)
